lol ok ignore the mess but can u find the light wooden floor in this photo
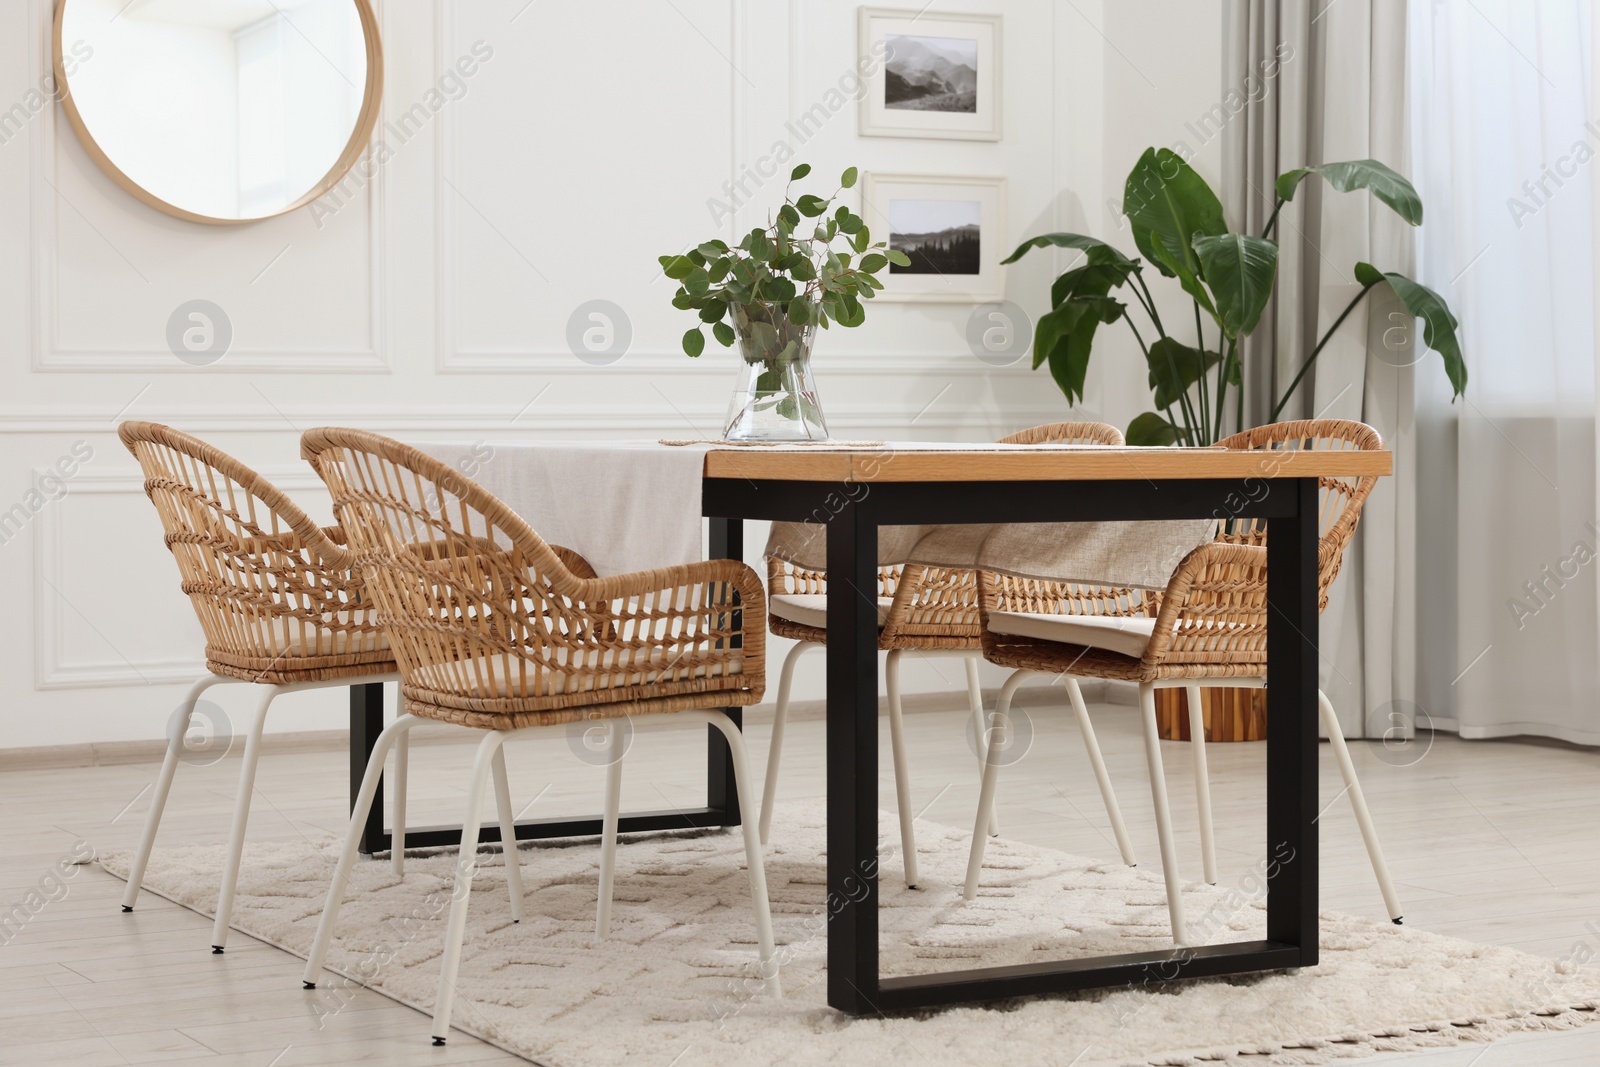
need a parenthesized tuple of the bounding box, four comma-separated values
(3, 684, 1599, 1065)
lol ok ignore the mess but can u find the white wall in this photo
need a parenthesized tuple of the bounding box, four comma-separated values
(0, 0, 1223, 750)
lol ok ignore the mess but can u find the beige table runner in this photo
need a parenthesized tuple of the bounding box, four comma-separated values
(762, 443, 1218, 589)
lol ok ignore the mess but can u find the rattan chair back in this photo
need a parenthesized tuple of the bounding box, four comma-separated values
(118, 421, 389, 684)
(301, 428, 763, 728)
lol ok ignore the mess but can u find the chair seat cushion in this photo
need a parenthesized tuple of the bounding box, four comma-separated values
(769, 593, 894, 630)
(986, 611, 1157, 659)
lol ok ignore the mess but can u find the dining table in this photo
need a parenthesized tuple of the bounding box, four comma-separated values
(343, 438, 1392, 1016)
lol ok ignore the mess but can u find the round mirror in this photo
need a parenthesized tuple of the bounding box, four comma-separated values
(53, 0, 382, 225)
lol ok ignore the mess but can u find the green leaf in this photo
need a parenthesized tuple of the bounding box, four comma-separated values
(790, 163, 811, 181)
(885, 248, 911, 267)
(1191, 233, 1278, 338)
(708, 257, 732, 283)
(796, 194, 829, 217)
(1122, 147, 1226, 312)
(698, 301, 726, 323)
(661, 255, 695, 280)
(1032, 300, 1121, 403)
(747, 229, 772, 260)
(762, 276, 797, 302)
(1361, 265, 1467, 397)
(1353, 261, 1384, 287)
(1145, 337, 1220, 410)
(852, 229, 870, 253)
(1000, 232, 1135, 268)
(682, 328, 705, 357)
(1276, 159, 1422, 226)
(778, 204, 800, 228)
(1126, 411, 1179, 446)
(841, 166, 858, 189)
(712, 320, 735, 346)
(684, 267, 710, 296)
(1049, 262, 1134, 308)
(787, 298, 810, 325)
(858, 253, 887, 273)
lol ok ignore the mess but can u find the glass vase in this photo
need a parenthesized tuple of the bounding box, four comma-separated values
(722, 303, 828, 441)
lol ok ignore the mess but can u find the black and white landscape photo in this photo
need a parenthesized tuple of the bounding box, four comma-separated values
(883, 34, 979, 113)
(888, 198, 981, 274)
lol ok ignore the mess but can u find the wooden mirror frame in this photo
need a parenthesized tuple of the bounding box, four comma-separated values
(51, 0, 384, 226)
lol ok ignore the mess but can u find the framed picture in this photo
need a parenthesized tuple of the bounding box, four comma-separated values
(861, 173, 1006, 303)
(857, 8, 1001, 141)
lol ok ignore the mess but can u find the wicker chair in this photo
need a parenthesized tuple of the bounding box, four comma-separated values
(762, 422, 1137, 889)
(963, 419, 1401, 945)
(116, 422, 400, 953)
(296, 428, 777, 1045)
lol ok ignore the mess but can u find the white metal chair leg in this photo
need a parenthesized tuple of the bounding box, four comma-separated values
(758, 641, 817, 845)
(1063, 677, 1138, 866)
(884, 650, 921, 888)
(302, 713, 421, 987)
(122, 674, 233, 911)
(1138, 683, 1188, 945)
(391, 717, 409, 878)
(490, 744, 525, 923)
(1186, 684, 1219, 885)
(595, 721, 624, 940)
(431, 731, 508, 1045)
(1318, 690, 1403, 923)
(695, 710, 781, 997)
(964, 655, 1000, 837)
(211, 685, 279, 952)
(963, 670, 1029, 899)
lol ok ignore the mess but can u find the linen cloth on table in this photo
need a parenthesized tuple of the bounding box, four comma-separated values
(415, 441, 711, 578)
(762, 442, 1217, 589)
(767, 519, 1215, 590)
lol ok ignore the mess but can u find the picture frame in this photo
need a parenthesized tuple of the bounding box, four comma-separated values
(857, 7, 1001, 141)
(861, 173, 1006, 303)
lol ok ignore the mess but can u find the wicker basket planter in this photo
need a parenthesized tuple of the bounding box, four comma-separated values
(1154, 686, 1267, 742)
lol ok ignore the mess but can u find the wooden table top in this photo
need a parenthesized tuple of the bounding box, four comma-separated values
(702, 444, 1392, 483)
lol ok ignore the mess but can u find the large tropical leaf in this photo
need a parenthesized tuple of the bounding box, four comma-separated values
(1145, 337, 1220, 410)
(1354, 261, 1466, 397)
(1192, 233, 1278, 339)
(1050, 261, 1134, 308)
(1122, 147, 1227, 313)
(1127, 411, 1180, 446)
(1276, 160, 1423, 226)
(1001, 232, 1136, 267)
(1033, 296, 1124, 403)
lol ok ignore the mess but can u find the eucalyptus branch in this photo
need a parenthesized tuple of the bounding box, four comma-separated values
(1270, 280, 1379, 420)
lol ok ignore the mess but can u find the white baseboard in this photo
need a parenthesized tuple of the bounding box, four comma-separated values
(1, 678, 1135, 770)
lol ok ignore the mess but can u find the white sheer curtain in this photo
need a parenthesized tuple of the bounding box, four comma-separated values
(1409, 0, 1600, 744)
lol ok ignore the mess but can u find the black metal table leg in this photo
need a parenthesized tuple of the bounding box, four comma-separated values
(1265, 475, 1321, 963)
(707, 516, 743, 828)
(351, 682, 385, 855)
(825, 495, 882, 1014)
(697, 474, 1325, 1014)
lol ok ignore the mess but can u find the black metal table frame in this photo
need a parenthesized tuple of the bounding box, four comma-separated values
(351, 472, 1320, 1016)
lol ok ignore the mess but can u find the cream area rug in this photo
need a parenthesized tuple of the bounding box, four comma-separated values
(99, 801, 1600, 1067)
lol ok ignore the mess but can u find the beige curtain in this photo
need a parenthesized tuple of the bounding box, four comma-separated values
(1221, 0, 1417, 739)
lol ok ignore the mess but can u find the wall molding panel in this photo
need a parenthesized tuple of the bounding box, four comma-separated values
(31, 467, 322, 690)
(25, 0, 391, 374)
